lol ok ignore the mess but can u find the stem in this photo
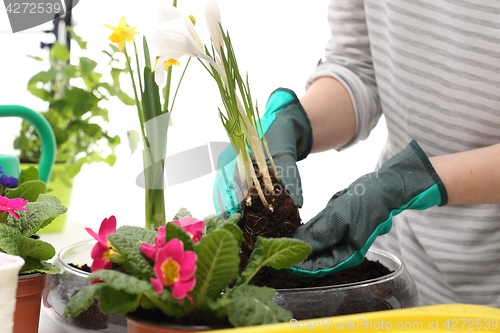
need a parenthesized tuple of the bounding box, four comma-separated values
(133, 42, 143, 97)
(144, 291, 175, 316)
(124, 48, 147, 143)
(169, 57, 191, 113)
(0, 212, 8, 224)
(144, 158, 166, 229)
(163, 66, 173, 112)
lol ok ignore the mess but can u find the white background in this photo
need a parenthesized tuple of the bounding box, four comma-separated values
(0, 0, 387, 231)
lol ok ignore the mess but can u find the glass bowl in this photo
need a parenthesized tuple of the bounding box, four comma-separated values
(272, 248, 419, 320)
(42, 239, 128, 333)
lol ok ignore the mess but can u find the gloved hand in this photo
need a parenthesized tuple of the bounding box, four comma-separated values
(213, 88, 313, 218)
(287, 140, 448, 278)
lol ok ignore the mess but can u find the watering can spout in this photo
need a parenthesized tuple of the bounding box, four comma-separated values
(0, 105, 56, 183)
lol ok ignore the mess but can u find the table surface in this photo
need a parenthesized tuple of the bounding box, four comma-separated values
(38, 220, 93, 333)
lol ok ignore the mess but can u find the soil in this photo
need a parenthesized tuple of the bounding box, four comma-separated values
(240, 166, 301, 255)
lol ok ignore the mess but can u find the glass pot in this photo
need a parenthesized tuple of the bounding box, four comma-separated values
(273, 248, 419, 320)
(42, 240, 127, 333)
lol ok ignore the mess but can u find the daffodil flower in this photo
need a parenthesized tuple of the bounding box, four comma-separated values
(105, 16, 140, 51)
(152, 6, 224, 85)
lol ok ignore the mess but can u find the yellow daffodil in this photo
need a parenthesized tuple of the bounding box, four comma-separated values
(105, 16, 140, 51)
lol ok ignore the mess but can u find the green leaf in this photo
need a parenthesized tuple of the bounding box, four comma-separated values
(165, 222, 195, 252)
(144, 289, 192, 318)
(5, 180, 47, 202)
(107, 233, 155, 280)
(66, 27, 87, 49)
(143, 36, 151, 69)
(237, 237, 311, 286)
(226, 213, 241, 225)
(97, 286, 140, 315)
(109, 43, 119, 53)
(203, 214, 243, 245)
(36, 194, 62, 204)
(27, 55, 43, 61)
(64, 283, 105, 318)
(17, 166, 40, 185)
(228, 285, 292, 327)
(191, 229, 240, 309)
(116, 226, 157, 245)
(19, 238, 55, 261)
(127, 130, 140, 155)
(88, 270, 152, 294)
(20, 257, 60, 275)
(142, 66, 162, 121)
(0, 224, 23, 255)
(12, 200, 67, 236)
(172, 208, 192, 221)
(203, 214, 225, 234)
(50, 42, 70, 62)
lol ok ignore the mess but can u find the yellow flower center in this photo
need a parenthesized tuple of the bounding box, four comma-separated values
(189, 15, 196, 26)
(109, 28, 125, 43)
(161, 257, 180, 286)
(103, 240, 117, 261)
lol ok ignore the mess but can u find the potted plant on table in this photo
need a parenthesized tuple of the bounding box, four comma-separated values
(64, 209, 312, 331)
(15, 29, 129, 233)
(0, 166, 67, 333)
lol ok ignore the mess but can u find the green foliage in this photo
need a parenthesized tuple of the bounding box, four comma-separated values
(0, 169, 67, 275)
(16, 29, 133, 183)
(63, 208, 311, 327)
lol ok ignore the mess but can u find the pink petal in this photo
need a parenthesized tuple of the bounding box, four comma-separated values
(162, 239, 183, 263)
(179, 217, 201, 227)
(0, 196, 8, 205)
(90, 243, 108, 260)
(172, 220, 181, 227)
(178, 251, 197, 279)
(150, 278, 164, 294)
(99, 216, 117, 238)
(9, 211, 20, 219)
(172, 276, 196, 300)
(91, 256, 111, 272)
(141, 243, 157, 260)
(86, 228, 108, 247)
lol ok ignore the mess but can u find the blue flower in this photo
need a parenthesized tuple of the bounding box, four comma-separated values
(0, 174, 17, 188)
(0, 166, 3, 174)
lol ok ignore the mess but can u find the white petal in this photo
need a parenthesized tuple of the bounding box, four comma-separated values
(154, 56, 167, 86)
(205, 0, 224, 56)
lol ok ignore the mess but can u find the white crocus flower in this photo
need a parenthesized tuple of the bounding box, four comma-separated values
(153, 6, 224, 85)
(205, 0, 224, 58)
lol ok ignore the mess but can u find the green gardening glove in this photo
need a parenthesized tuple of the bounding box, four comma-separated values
(286, 140, 448, 278)
(213, 88, 313, 218)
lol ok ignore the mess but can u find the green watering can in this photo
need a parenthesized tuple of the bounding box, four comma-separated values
(0, 105, 56, 183)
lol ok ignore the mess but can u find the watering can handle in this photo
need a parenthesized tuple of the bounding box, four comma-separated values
(0, 105, 56, 183)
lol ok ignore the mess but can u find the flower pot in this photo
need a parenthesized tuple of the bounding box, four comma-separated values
(126, 312, 226, 333)
(0, 253, 25, 333)
(43, 240, 127, 333)
(20, 163, 73, 233)
(273, 248, 418, 320)
(14, 273, 47, 333)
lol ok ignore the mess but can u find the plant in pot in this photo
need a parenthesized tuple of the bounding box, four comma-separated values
(14, 29, 130, 233)
(64, 209, 312, 331)
(0, 166, 67, 333)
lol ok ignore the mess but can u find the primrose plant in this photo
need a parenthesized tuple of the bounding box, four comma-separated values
(64, 208, 311, 327)
(0, 166, 67, 274)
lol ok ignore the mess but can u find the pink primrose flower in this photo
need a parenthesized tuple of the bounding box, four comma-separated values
(85, 216, 117, 283)
(150, 239, 197, 303)
(172, 217, 205, 243)
(0, 196, 29, 219)
(141, 226, 166, 260)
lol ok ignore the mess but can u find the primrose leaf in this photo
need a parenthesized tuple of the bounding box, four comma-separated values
(227, 287, 292, 327)
(202, 214, 243, 245)
(64, 283, 105, 318)
(107, 233, 155, 280)
(237, 237, 311, 286)
(13, 200, 67, 236)
(191, 229, 240, 309)
(172, 208, 192, 221)
(165, 222, 195, 252)
(203, 214, 224, 234)
(0, 224, 23, 256)
(88, 270, 152, 294)
(97, 286, 141, 315)
(5, 180, 47, 202)
(116, 226, 157, 245)
(17, 166, 40, 184)
(19, 238, 55, 261)
(20, 257, 59, 275)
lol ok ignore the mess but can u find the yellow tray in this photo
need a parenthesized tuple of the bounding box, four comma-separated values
(212, 304, 500, 333)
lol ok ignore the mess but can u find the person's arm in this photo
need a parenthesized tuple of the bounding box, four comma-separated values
(431, 143, 500, 205)
(300, 77, 356, 152)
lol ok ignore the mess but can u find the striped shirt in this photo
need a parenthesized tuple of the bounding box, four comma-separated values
(307, 0, 500, 306)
